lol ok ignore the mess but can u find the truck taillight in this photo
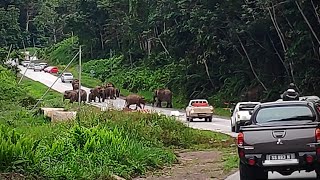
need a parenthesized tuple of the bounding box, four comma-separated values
(316, 128, 320, 159)
(237, 132, 244, 146)
(316, 128, 320, 143)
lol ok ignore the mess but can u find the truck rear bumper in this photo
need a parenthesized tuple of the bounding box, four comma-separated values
(189, 113, 212, 118)
(240, 152, 320, 173)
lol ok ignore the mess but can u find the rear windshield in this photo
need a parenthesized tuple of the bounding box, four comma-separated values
(255, 105, 315, 124)
(64, 73, 72, 76)
(239, 104, 258, 111)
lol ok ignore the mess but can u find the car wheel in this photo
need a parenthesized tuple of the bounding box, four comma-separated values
(240, 162, 267, 180)
(231, 121, 235, 132)
(235, 123, 240, 133)
(208, 117, 212, 122)
(316, 169, 320, 179)
(186, 117, 190, 122)
(189, 117, 193, 122)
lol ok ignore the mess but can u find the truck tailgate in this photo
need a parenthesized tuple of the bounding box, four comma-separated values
(242, 124, 318, 154)
(191, 107, 212, 114)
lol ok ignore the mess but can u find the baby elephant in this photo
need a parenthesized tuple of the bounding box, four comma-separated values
(124, 94, 146, 110)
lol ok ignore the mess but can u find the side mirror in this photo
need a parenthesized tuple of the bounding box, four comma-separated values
(249, 110, 253, 115)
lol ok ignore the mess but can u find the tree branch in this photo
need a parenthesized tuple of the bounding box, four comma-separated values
(237, 35, 267, 91)
(296, 1, 320, 44)
(311, 0, 320, 25)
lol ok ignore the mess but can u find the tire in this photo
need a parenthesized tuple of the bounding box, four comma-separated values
(316, 169, 320, 180)
(235, 123, 240, 133)
(208, 117, 212, 122)
(231, 121, 235, 132)
(189, 117, 193, 122)
(186, 117, 190, 122)
(240, 162, 268, 180)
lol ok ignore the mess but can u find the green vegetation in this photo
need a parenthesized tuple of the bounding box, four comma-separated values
(0, 65, 237, 179)
(2, 0, 320, 110)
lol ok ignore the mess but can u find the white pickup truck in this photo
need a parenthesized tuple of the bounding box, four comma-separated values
(185, 99, 214, 122)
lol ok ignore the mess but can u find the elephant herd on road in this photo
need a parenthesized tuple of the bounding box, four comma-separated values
(63, 79, 173, 109)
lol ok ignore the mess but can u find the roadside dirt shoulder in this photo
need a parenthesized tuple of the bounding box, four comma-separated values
(134, 150, 237, 180)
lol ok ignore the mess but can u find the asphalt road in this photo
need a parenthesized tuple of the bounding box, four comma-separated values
(18, 66, 317, 180)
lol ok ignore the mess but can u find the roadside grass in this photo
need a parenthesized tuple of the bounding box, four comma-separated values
(1, 74, 238, 179)
(215, 108, 231, 118)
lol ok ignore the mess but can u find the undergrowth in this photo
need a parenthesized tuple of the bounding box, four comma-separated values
(0, 65, 237, 179)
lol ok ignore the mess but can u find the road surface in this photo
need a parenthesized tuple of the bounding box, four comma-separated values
(17, 66, 317, 180)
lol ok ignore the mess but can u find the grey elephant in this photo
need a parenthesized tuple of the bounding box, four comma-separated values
(103, 87, 116, 101)
(63, 90, 78, 103)
(125, 94, 145, 110)
(90, 86, 103, 102)
(88, 89, 95, 102)
(153, 88, 173, 108)
(72, 79, 79, 90)
(76, 89, 87, 103)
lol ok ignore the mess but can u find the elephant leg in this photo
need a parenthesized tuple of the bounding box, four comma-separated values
(168, 101, 173, 108)
(126, 103, 130, 109)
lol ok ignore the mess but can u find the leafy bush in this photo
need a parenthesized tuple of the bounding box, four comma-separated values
(0, 125, 40, 171)
(0, 66, 25, 102)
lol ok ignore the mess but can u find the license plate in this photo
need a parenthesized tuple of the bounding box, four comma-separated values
(267, 154, 295, 160)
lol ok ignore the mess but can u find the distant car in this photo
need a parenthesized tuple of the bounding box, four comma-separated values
(33, 64, 42, 72)
(39, 63, 48, 70)
(44, 66, 59, 74)
(22, 61, 30, 67)
(185, 99, 214, 122)
(61, 72, 74, 83)
(230, 102, 260, 133)
(27, 63, 35, 69)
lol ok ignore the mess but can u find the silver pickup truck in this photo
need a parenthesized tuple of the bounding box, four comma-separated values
(185, 99, 214, 122)
(237, 101, 320, 180)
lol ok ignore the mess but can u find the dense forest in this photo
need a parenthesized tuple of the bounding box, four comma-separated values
(1, 0, 320, 106)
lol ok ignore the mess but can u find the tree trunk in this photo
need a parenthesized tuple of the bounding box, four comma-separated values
(53, 28, 57, 43)
(100, 31, 104, 50)
(296, 1, 320, 44)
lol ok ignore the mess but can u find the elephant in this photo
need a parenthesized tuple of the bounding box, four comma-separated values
(115, 88, 120, 97)
(76, 89, 87, 103)
(106, 82, 114, 87)
(103, 87, 116, 101)
(125, 94, 145, 110)
(63, 89, 87, 103)
(63, 90, 78, 103)
(88, 89, 95, 102)
(72, 79, 79, 90)
(90, 86, 103, 102)
(153, 88, 173, 108)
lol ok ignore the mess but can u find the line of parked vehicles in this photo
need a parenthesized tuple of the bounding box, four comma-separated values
(21, 60, 59, 73)
(233, 93, 320, 179)
(21, 60, 75, 83)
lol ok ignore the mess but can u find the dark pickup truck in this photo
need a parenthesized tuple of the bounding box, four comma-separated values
(237, 101, 320, 180)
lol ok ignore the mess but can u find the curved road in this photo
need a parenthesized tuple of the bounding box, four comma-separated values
(18, 66, 317, 180)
